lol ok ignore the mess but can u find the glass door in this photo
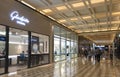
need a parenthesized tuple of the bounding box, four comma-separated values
(9, 28, 28, 72)
(54, 38, 60, 62)
(0, 25, 6, 74)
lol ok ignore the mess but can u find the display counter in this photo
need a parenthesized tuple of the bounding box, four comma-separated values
(31, 53, 49, 67)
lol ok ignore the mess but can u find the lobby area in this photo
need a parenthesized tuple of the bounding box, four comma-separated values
(1, 0, 120, 77)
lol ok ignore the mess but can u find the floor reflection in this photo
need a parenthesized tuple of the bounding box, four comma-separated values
(0, 58, 120, 77)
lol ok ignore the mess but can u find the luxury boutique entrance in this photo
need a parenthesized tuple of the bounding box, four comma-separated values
(8, 28, 28, 72)
(0, 25, 50, 74)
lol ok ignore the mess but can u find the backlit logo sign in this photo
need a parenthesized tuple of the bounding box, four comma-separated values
(10, 11, 29, 26)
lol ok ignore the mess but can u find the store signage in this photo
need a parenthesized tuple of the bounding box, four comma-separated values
(10, 11, 29, 26)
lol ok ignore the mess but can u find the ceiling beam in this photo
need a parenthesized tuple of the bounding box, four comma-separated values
(78, 30, 118, 35)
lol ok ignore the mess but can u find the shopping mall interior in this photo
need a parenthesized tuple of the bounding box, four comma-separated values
(0, 0, 120, 77)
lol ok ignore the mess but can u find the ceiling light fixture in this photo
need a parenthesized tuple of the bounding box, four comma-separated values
(21, 1, 36, 10)
(39, 11, 45, 15)
(91, 0, 104, 4)
(68, 26, 75, 28)
(82, 16, 91, 19)
(111, 21, 120, 24)
(42, 9, 52, 13)
(58, 19, 66, 22)
(70, 18, 78, 21)
(56, 6, 67, 10)
(72, 2, 84, 8)
(112, 12, 120, 15)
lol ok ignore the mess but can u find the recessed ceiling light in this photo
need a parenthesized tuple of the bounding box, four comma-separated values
(68, 26, 75, 28)
(82, 16, 91, 19)
(72, 2, 84, 8)
(70, 18, 78, 21)
(112, 12, 120, 15)
(42, 9, 52, 13)
(91, 0, 104, 4)
(111, 21, 120, 24)
(58, 19, 66, 22)
(56, 6, 67, 10)
(93, 30, 99, 32)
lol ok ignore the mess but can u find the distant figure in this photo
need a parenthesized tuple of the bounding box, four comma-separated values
(20, 51, 25, 61)
(84, 49, 88, 59)
(66, 46, 70, 62)
(96, 48, 102, 63)
(81, 48, 88, 64)
(54, 51, 57, 55)
(110, 49, 113, 63)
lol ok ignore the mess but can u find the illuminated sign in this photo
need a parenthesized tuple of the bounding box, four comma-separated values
(10, 11, 29, 26)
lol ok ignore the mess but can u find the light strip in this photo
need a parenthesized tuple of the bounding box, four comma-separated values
(21, 1, 36, 10)
(70, 18, 78, 21)
(68, 26, 76, 28)
(48, 16, 56, 20)
(9, 41, 28, 45)
(58, 19, 66, 22)
(112, 12, 120, 15)
(77, 20, 120, 27)
(82, 16, 91, 19)
(91, 0, 105, 4)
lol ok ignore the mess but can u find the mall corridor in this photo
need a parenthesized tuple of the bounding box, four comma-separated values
(1, 0, 120, 77)
(0, 58, 120, 77)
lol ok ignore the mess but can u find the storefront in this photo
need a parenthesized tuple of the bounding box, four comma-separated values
(0, 0, 78, 74)
(54, 26, 78, 62)
(0, 0, 51, 74)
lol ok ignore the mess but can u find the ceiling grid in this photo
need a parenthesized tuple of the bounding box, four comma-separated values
(18, 0, 120, 45)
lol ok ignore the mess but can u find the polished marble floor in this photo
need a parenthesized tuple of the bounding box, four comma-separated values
(0, 58, 120, 77)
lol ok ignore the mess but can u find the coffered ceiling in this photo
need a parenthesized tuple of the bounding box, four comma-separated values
(17, 0, 120, 45)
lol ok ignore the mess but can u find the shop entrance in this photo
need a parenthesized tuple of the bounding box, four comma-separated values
(8, 28, 28, 73)
(0, 25, 50, 74)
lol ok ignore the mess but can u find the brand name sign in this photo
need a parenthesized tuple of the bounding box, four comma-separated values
(10, 11, 29, 26)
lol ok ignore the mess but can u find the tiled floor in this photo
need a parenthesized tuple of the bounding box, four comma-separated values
(0, 58, 120, 77)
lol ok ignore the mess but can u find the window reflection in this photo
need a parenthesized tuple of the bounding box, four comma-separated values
(0, 25, 6, 74)
(54, 26, 78, 62)
(31, 32, 49, 66)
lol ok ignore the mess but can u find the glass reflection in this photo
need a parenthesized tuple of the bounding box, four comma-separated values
(54, 26, 78, 62)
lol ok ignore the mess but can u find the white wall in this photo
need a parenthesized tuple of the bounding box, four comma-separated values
(9, 44, 28, 55)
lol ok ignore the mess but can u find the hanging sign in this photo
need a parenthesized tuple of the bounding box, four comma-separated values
(10, 11, 29, 26)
